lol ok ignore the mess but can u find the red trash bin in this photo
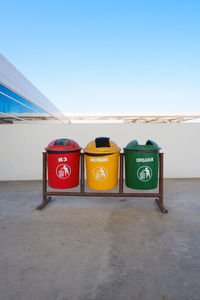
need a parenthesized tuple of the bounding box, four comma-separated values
(46, 139, 81, 189)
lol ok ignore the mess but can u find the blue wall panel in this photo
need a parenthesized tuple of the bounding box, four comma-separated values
(0, 83, 45, 113)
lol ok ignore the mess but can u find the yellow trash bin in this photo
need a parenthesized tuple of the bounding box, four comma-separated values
(84, 137, 121, 190)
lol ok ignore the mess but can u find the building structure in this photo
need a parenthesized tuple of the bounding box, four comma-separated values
(0, 53, 66, 123)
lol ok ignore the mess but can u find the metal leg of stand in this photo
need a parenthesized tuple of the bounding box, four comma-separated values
(80, 153, 85, 193)
(155, 153, 168, 214)
(37, 152, 52, 210)
(37, 196, 52, 210)
(119, 153, 124, 193)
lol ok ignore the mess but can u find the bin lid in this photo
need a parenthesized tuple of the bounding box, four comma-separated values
(46, 138, 81, 152)
(84, 137, 120, 154)
(124, 139, 161, 151)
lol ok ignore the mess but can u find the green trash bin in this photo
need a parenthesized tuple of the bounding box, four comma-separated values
(124, 140, 161, 190)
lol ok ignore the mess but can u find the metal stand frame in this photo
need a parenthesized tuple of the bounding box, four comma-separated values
(37, 153, 168, 213)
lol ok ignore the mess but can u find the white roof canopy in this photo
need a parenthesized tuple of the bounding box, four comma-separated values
(1, 112, 199, 124)
(63, 113, 200, 123)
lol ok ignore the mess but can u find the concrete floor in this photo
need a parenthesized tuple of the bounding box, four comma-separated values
(0, 179, 200, 300)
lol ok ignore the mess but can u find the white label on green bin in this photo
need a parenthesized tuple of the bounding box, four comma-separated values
(137, 166, 152, 182)
(136, 157, 154, 163)
(56, 164, 71, 179)
(93, 166, 107, 181)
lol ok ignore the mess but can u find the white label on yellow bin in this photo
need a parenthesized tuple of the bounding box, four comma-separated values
(90, 157, 108, 162)
(93, 166, 108, 181)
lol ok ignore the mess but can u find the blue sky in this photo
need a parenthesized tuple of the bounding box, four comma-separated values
(1, 0, 200, 113)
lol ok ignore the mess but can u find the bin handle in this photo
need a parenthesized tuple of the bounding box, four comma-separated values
(84, 152, 114, 157)
(46, 150, 81, 154)
(124, 149, 159, 153)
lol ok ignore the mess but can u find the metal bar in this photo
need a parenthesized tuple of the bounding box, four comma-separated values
(80, 153, 85, 193)
(159, 153, 164, 198)
(43, 152, 47, 196)
(45, 191, 160, 197)
(119, 153, 124, 193)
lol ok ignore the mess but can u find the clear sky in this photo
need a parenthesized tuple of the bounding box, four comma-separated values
(1, 0, 200, 113)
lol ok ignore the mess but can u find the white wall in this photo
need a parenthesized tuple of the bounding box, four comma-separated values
(0, 122, 199, 180)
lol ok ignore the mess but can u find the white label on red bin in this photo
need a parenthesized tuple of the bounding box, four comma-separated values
(56, 164, 71, 179)
(58, 157, 67, 162)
